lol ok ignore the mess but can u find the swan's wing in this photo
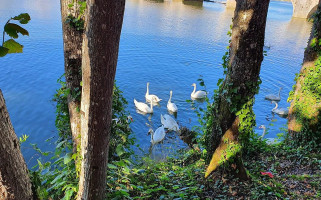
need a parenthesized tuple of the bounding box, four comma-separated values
(168, 103, 178, 112)
(154, 126, 165, 143)
(149, 94, 161, 102)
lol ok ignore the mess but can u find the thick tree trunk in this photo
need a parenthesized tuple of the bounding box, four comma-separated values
(288, 1, 321, 139)
(0, 90, 33, 200)
(77, 0, 125, 199)
(60, 0, 84, 152)
(206, 0, 270, 179)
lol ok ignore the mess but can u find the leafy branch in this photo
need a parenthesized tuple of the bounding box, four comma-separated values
(0, 13, 31, 57)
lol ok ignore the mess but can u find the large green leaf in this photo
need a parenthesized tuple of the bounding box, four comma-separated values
(0, 46, 9, 57)
(3, 39, 23, 53)
(13, 13, 31, 24)
(4, 23, 29, 39)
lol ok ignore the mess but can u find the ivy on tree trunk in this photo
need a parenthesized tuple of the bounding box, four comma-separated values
(288, 1, 321, 147)
(205, 0, 270, 179)
(60, 0, 84, 153)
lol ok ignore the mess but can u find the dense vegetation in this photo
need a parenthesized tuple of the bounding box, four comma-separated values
(27, 76, 321, 199)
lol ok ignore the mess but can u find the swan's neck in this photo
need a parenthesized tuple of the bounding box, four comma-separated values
(146, 83, 149, 95)
(261, 127, 266, 138)
(150, 129, 154, 142)
(278, 87, 282, 98)
(192, 85, 196, 94)
(272, 102, 278, 111)
(168, 92, 172, 103)
(150, 101, 153, 111)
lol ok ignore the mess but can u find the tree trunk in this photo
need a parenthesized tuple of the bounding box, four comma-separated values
(288, 1, 321, 143)
(0, 90, 33, 200)
(205, 0, 270, 179)
(60, 0, 84, 153)
(77, 0, 125, 199)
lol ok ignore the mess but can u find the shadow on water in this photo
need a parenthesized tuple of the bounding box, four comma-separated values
(182, 0, 203, 7)
(146, 0, 164, 3)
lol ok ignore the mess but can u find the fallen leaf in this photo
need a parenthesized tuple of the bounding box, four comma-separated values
(261, 171, 274, 178)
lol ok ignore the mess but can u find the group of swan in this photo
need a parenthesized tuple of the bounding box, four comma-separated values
(134, 82, 207, 148)
(134, 82, 177, 114)
(264, 86, 288, 117)
(147, 114, 180, 147)
(134, 82, 208, 114)
(260, 86, 288, 144)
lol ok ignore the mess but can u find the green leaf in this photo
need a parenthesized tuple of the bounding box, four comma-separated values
(3, 39, 23, 53)
(4, 23, 29, 38)
(107, 163, 117, 169)
(0, 46, 9, 57)
(63, 153, 73, 164)
(116, 144, 125, 156)
(63, 189, 74, 200)
(13, 13, 31, 24)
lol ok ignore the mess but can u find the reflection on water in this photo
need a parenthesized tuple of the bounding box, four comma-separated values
(0, 0, 312, 166)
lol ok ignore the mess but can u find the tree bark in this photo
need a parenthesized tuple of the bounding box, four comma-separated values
(60, 0, 84, 153)
(206, 0, 270, 179)
(288, 1, 321, 139)
(0, 90, 33, 200)
(77, 0, 125, 199)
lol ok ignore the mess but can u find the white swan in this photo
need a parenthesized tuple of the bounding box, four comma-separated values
(161, 114, 179, 132)
(191, 83, 207, 99)
(258, 125, 266, 140)
(145, 82, 162, 103)
(167, 90, 178, 113)
(271, 101, 288, 116)
(134, 99, 153, 114)
(258, 125, 277, 144)
(265, 87, 282, 101)
(148, 125, 166, 145)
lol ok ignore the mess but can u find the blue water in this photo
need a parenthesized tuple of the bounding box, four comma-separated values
(0, 0, 312, 166)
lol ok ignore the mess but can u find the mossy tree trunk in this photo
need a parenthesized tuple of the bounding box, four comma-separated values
(0, 90, 33, 200)
(76, 0, 125, 199)
(60, 0, 84, 153)
(205, 0, 270, 179)
(288, 1, 321, 146)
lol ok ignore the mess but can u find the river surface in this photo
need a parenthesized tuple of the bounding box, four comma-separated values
(0, 0, 312, 166)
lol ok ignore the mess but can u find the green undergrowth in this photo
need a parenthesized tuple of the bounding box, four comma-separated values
(30, 75, 135, 199)
(29, 74, 321, 199)
(105, 138, 321, 199)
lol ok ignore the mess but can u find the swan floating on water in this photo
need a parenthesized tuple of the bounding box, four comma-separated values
(134, 99, 153, 114)
(161, 114, 179, 132)
(148, 125, 166, 145)
(265, 87, 282, 101)
(271, 101, 288, 117)
(145, 82, 161, 103)
(191, 83, 207, 99)
(167, 90, 178, 113)
(258, 125, 267, 140)
(259, 125, 278, 144)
